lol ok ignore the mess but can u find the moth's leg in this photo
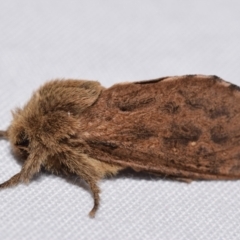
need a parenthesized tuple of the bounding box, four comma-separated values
(0, 152, 43, 189)
(0, 173, 21, 188)
(74, 171, 100, 217)
(62, 155, 101, 217)
(84, 177, 100, 218)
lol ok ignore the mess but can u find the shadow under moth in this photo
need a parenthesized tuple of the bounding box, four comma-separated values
(1, 74, 240, 217)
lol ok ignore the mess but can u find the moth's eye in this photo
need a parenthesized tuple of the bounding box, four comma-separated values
(16, 138, 30, 147)
(15, 131, 30, 148)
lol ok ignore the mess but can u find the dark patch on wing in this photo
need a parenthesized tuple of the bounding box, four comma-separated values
(185, 74, 198, 78)
(86, 140, 118, 152)
(121, 125, 156, 140)
(105, 116, 112, 121)
(230, 154, 240, 174)
(185, 98, 206, 110)
(132, 126, 156, 139)
(210, 125, 228, 144)
(208, 106, 229, 119)
(163, 123, 202, 147)
(230, 165, 240, 174)
(211, 75, 222, 81)
(118, 97, 155, 112)
(207, 153, 223, 175)
(228, 83, 240, 92)
(203, 75, 223, 85)
(196, 145, 211, 156)
(178, 89, 209, 111)
(234, 153, 240, 160)
(95, 141, 118, 149)
(174, 123, 202, 141)
(163, 137, 188, 147)
(134, 77, 169, 84)
(160, 102, 180, 114)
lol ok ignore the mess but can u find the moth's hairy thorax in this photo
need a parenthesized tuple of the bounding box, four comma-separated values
(7, 79, 121, 176)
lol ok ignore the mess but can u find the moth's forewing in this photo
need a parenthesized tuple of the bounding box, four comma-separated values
(80, 75, 240, 180)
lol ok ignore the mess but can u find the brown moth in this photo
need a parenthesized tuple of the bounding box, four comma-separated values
(1, 74, 240, 217)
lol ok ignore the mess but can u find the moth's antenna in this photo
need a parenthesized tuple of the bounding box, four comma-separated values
(0, 130, 7, 139)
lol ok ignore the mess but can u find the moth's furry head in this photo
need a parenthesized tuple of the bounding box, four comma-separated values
(7, 111, 31, 159)
(2, 79, 103, 159)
